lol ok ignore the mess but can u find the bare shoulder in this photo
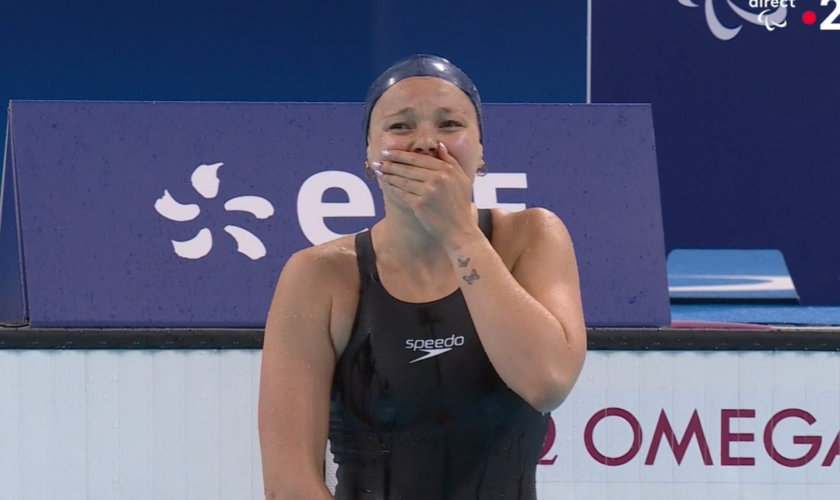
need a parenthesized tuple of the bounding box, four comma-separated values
(489, 207, 574, 267)
(491, 206, 569, 236)
(269, 234, 360, 359)
(279, 234, 359, 288)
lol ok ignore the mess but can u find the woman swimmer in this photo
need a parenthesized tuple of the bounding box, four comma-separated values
(258, 54, 587, 500)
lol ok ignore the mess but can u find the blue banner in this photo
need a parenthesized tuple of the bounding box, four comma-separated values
(0, 124, 26, 325)
(2, 101, 669, 328)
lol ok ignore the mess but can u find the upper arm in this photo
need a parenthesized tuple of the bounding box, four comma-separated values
(258, 249, 336, 497)
(511, 208, 587, 379)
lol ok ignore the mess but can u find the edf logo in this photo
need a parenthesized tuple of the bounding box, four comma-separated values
(296, 171, 528, 245)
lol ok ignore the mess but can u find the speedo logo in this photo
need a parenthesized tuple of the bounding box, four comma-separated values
(405, 335, 465, 364)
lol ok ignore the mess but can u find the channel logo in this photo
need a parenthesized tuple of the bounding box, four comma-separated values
(678, 0, 788, 40)
(679, 0, 840, 41)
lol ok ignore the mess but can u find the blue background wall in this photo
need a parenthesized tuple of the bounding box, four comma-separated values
(0, 0, 587, 109)
(592, 0, 840, 304)
(5, 0, 840, 305)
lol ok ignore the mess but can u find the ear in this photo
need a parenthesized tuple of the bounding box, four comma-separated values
(475, 142, 484, 172)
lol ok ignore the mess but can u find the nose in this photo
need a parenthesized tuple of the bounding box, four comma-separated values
(411, 125, 438, 156)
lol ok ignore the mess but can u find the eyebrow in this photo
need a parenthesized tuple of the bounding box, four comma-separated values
(383, 107, 462, 119)
(384, 107, 414, 119)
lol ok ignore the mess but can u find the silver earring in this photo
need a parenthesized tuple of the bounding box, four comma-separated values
(476, 161, 488, 177)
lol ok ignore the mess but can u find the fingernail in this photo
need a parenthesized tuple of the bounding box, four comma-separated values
(439, 142, 447, 153)
(381, 150, 391, 157)
(371, 161, 382, 172)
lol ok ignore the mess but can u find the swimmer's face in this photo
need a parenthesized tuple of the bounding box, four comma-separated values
(366, 76, 483, 180)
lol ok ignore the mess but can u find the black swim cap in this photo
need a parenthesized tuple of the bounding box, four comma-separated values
(363, 54, 483, 144)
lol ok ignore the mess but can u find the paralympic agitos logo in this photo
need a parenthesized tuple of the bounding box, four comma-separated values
(539, 407, 840, 468)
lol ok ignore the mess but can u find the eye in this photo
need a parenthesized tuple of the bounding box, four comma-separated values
(387, 122, 411, 130)
(440, 120, 463, 129)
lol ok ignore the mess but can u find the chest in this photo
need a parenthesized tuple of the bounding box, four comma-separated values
(329, 237, 520, 362)
(332, 290, 511, 430)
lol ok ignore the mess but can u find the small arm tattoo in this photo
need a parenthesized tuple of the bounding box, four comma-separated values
(462, 269, 480, 285)
(457, 257, 471, 268)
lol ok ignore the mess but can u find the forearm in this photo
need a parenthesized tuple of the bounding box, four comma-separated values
(259, 426, 335, 500)
(444, 230, 577, 412)
(262, 473, 334, 500)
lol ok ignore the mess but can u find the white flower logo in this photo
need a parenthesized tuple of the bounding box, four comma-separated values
(679, 0, 788, 40)
(154, 162, 275, 260)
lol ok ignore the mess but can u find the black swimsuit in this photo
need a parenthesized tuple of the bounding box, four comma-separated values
(329, 209, 547, 500)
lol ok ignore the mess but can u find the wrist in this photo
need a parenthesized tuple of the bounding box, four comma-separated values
(442, 226, 486, 255)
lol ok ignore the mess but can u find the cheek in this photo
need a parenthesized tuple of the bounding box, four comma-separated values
(369, 134, 411, 155)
